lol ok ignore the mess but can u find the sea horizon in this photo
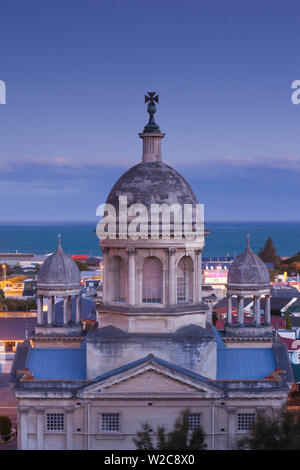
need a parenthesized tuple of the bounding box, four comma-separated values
(0, 221, 299, 258)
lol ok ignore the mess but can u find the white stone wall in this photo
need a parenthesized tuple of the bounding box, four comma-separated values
(86, 337, 217, 379)
(17, 396, 285, 451)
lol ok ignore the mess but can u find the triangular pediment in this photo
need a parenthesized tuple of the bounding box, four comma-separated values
(80, 357, 222, 398)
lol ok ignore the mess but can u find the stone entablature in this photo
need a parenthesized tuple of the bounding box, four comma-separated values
(224, 324, 273, 339)
(96, 304, 208, 333)
(223, 336, 274, 348)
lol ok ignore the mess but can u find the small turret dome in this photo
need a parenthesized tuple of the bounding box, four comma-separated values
(227, 237, 270, 288)
(37, 235, 81, 291)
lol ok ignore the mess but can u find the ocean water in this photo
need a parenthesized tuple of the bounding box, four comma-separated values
(0, 221, 299, 258)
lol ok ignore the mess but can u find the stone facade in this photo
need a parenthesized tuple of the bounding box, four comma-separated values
(15, 353, 289, 450)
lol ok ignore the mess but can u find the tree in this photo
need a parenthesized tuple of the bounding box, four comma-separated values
(0, 416, 12, 442)
(133, 409, 207, 450)
(75, 260, 90, 271)
(133, 422, 154, 450)
(238, 410, 300, 450)
(258, 237, 280, 264)
(285, 310, 293, 330)
(4, 298, 37, 312)
(0, 289, 4, 309)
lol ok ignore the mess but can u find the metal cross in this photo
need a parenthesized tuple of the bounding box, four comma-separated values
(145, 92, 159, 105)
(143, 92, 161, 133)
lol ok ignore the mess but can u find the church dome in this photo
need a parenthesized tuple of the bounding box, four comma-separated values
(106, 161, 198, 209)
(37, 235, 81, 291)
(100, 93, 203, 240)
(227, 238, 270, 288)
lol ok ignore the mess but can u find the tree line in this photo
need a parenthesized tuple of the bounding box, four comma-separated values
(133, 408, 300, 450)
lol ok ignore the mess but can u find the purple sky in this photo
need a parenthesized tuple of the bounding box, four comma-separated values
(1, 0, 300, 222)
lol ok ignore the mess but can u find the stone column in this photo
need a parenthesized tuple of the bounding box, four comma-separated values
(37, 295, 43, 325)
(63, 297, 68, 325)
(237, 295, 244, 324)
(65, 407, 74, 450)
(196, 250, 202, 303)
(47, 296, 53, 325)
(227, 294, 233, 325)
(19, 406, 29, 450)
(67, 296, 72, 324)
(227, 408, 237, 450)
(36, 407, 45, 450)
(102, 247, 109, 304)
(76, 295, 81, 324)
(265, 294, 271, 325)
(127, 248, 137, 306)
(139, 132, 165, 163)
(167, 248, 176, 306)
(254, 295, 261, 326)
(51, 296, 55, 324)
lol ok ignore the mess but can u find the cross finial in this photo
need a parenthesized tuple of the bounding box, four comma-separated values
(145, 92, 159, 106)
(246, 233, 251, 250)
(143, 92, 161, 133)
(57, 233, 62, 250)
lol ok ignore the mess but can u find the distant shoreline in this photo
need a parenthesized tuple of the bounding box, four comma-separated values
(1, 220, 300, 225)
(0, 221, 299, 258)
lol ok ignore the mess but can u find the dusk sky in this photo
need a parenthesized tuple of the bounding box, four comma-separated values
(1, 0, 300, 222)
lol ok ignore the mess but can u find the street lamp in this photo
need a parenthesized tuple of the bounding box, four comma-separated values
(2, 264, 6, 293)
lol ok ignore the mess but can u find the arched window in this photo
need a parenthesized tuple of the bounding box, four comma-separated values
(142, 257, 163, 303)
(113, 257, 126, 302)
(177, 257, 193, 303)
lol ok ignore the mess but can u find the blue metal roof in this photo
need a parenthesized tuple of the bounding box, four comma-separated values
(217, 348, 276, 380)
(213, 326, 277, 380)
(25, 325, 277, 382)
(26, 343, 86, 380)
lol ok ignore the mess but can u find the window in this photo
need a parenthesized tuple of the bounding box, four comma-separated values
(177, 258, 187, 302)
(237, 413, 255, 431)
(116, 258, 126, 302)
(142, 257, 163, 303)
(101, 413, 120, 432)
(46, 413, 64, 432)
(187, 413, 201, 430)
(112, 257, 126, 303)
(5, 341, 15, 352)
(176, 256, 193, 303)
